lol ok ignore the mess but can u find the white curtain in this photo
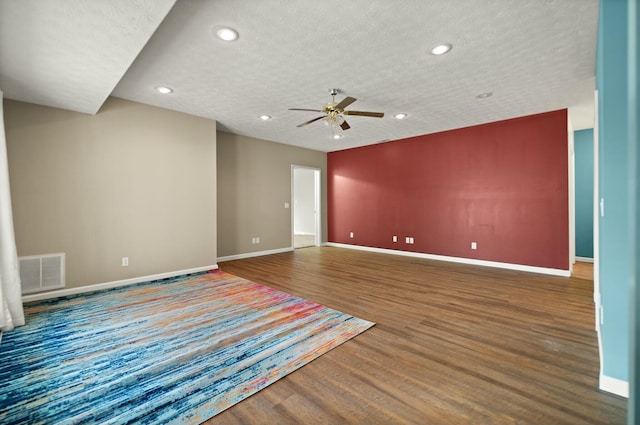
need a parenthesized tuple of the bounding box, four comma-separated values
(0, 90, 25, 332)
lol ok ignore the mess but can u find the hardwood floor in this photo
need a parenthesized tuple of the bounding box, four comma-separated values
(572, 262, 594, 281)
(294, 234, 316, 249)
(207, 247, 626, 424)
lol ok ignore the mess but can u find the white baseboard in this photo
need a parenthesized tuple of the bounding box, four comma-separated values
(22, 264, 219, 302)
(326, 243, 571, 277)
(217, 247, 294, 262)
(575, 256, 594, 263)
(599, 374, 629, 398)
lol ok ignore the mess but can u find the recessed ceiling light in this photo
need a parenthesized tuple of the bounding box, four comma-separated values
(476, 92, 493, 99)
(259, 115, 271, 121)
(430, 43, 452, 55)
(215, 27, 239, 41)
(333, 134, 342, 140)
(155, 86, 173, 94)
(394, 113, 408, 120)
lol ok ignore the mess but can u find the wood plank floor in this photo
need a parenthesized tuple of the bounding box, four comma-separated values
(207, 247, 626, 424)
(572, 262, 594, 281)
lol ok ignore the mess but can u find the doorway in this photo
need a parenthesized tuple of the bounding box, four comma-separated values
(292, 166, 320, 249)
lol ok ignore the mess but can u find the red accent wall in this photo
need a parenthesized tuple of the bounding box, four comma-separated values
(328, 110, 569, 270)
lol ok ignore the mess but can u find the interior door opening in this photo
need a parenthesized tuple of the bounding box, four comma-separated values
(292, 166, 320, 249)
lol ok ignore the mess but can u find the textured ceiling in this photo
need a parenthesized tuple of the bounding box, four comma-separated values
(0, 0, 175, 114)
(1, 0, 598, 152)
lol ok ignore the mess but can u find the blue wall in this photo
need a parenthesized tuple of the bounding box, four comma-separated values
(574, 129, 594, 259)
(597, 0, 630, 386)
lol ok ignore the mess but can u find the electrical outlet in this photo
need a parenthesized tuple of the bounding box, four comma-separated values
(349, 232, 354, 238)
(393, 235, 397, 242)
(122, 257, 129, 267)
(471, 242, 477, 250)
(256, 237, 260, 244)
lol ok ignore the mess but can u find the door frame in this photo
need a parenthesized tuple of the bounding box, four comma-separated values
(291, 165, 321, 248)
(594, 89, 602, 371)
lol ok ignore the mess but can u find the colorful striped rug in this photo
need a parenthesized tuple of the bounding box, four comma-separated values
(0, 270, 374, 424)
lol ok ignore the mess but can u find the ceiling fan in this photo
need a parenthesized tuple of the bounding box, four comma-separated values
(289, 89, 384, 131)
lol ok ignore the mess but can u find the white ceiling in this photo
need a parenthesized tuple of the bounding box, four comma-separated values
(1, 0, 598, 152)
(0, 0, 176, 114)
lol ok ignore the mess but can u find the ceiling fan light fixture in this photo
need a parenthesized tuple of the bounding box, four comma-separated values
(155, 86, 173, 94)
(333, 134, 342, 139)
(259, 115, 272, 121)
(394, 113, 408, 119)
(215, 27, 239, 42)
(290, 90, 383, 131)
(323, 113, 344, 127)
(430, 43, 452, 55)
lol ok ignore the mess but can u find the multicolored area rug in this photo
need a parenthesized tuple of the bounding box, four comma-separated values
(0, 270, 374, 424)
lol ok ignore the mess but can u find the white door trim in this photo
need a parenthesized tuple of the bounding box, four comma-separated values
(291, 165, 322, 248)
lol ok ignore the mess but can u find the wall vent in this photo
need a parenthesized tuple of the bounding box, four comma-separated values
(19, 253, 65, 294)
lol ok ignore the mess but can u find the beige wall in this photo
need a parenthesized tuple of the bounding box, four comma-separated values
(5, 97, 217, 289)
(217, 132, 327, 258)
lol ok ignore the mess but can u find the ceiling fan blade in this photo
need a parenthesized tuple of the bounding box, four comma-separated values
(340, 120, 351, 130)
(335, 96, 357, 110)
(297, 116, 325, 127)
(289, 108, 323, 112)
(343, 110, 384, 118)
